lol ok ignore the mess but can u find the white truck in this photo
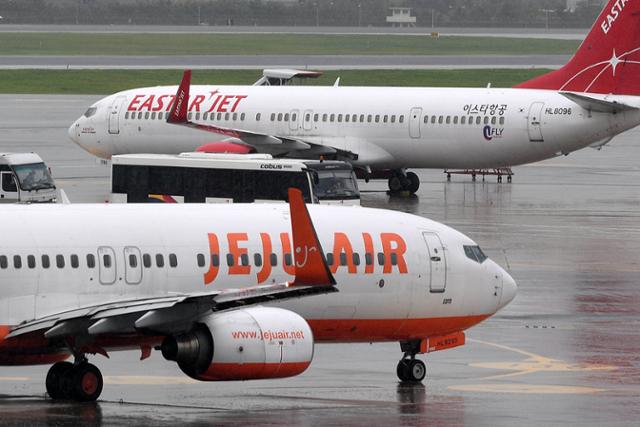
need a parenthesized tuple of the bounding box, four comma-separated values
(0, 153, 56, 203)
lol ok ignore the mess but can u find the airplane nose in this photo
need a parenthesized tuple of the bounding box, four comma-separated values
(499, 271, 517, 309)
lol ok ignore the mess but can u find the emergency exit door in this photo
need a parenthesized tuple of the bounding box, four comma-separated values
(422, 232, 447, 293)
(527, 102, 545, 142)
(409, 107, 422, 139)
(108, 96, 127, 134)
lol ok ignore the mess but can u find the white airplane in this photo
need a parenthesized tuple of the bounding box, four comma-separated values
(0, 189, 515, 401)
(69, 7, 640, 192)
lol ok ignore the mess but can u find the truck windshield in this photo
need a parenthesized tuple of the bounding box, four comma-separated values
(313, 169, 359, 200)
(13, 163, 55, 191)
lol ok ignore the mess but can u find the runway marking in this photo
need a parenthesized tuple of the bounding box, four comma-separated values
(448, 339, 615, 395)
(449, 384, 604, 394)
(468, 338, 615, 380)
(103, 375, 197, 385)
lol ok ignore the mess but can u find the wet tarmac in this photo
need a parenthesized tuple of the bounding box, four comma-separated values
(1, 95, 640, 425)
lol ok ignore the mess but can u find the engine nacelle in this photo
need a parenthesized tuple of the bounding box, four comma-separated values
(161, 307, 313, 381)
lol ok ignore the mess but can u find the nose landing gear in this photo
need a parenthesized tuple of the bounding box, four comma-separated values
(46, 357, 104, 401)
(397, 340, 427, 382)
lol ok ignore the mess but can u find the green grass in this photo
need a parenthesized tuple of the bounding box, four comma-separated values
(0, 69, 551, 94)
(0, 33, 579, 56)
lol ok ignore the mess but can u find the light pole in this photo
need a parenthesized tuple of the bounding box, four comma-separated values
(314, 2, 319, 27)
(357, 3, 362, 27)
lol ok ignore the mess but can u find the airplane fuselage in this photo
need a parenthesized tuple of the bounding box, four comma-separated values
(70, 85, 640, 169)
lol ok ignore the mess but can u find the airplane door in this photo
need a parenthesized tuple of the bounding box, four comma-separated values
(289, 109, 299, 131)
(303, 109, 313, 131)
(98, 246, 117, 285)
(422, 232, 447, 293)
(527, 102, 545, 142)
(409, 107, 422, 139)
(123, 246, 142, 285)
(108, 96, 127, 135)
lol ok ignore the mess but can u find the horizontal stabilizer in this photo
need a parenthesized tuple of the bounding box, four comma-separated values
(560, 92, 638, 114)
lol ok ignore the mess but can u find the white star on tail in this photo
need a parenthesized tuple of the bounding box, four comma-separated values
(610, 49, 621, 76)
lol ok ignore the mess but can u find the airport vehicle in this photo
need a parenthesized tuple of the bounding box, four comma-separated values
(110, 152, 360, 205)
(68, 0, 640, 194)
(0, 153, 56, 203)
(0, 189, 515, 401)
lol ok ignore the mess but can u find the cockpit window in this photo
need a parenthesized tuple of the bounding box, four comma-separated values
(84, 107, 97, 118)
(464, 245, 487, 263)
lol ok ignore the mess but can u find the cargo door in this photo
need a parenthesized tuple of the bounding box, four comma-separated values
(527, 102, 544, 142)
(422, 232, 447, 293)
(108, 96, 127, 134)
(409, 107, 422, 139)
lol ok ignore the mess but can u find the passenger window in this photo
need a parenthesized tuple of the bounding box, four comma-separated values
(151, 112, 156, 120)
(367, 115, 372, 123)
(195, 113, 200, 120)
(314, 114, 319, 122)
(453, 116, 458, 124)
(169, 253, 178, 268)
(352, 114, 357, 122)
(217, 112, 223, 120)
(345, 114, 350, 123)
(423, 115, 428, 124)
(431, 116, 436, 124)
(240, 253, 249, 267)
(330, 114, 335, 122)
(499, 117, 505, 125)
(226, 253, 234, 266)
(399, 115, 404, 123)
(277, 113, 283, 121)
(365, 253, 373, 266)
(137, 112, 143, 119)
(338, 114, 343, 122)
(491, 116, 497, 125)
(292, 113, 297, 121)
(256, 113, 261, 121)
(233, 113, 238, 121)
(125, 112, 129, 119)
(305, 113, 310, 122)
(270, 113, 276, 121)
(375, 115, 380, 123)
(254, 253, 263, 267)
(476, 116, 482, 125)
(225, 113, 230, 121)
(143, 254, 151, 268)
(145, 112, 150, 120)
(284, 113, 290, 122)
(446, 116, 451, 124)
(360, 114, 365, 122)
(128, 254, 137, 268)
(284, 253, 292, 266)
(461, 116, 466, 124)
(42, 255, 50, 269)
(87, 254, 96, 269)
(211, 254, 220, 267)
(57, 254, 66, 268)
(322, 113, 328, 122)
(155, 254, 164, 268)
(484, 117, 489, 125)
(390, 253, 398, 265)
(353, 253, 360, 266)
(391, 115, 396, 123)
(71, 254, 79, 269)
(339, 253, 347, 266)
(197, 253, 205, 267)
(101, 254, 109, 269)
(14, 255, 21, 269)
(438, 116, 443, 124)
(203, 112, 208, 120)
(27, 255, 36, 269)
(377, 253, 385, 266)
(0, 255, 7, 269)
(383, 115, 388, 123)
(269, 253, 278, 266)
(326, 253, 334, 266)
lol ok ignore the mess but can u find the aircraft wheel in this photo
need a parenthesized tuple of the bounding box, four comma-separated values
(46, 361, 73, 400)
(407, 359, 426, 382)
(388, 176, 404, 193)
(406, 172, 420, 194)
(396, 359, 411, 381)
(70, 362, 103, 402)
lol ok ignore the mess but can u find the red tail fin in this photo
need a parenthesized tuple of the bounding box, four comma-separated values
(167, 69, 191, 124)
(516, 0, 640, 95)
(288, 188, 336, 287)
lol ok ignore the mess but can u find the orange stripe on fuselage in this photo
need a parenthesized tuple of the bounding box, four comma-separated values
(308, 314, 491, 342)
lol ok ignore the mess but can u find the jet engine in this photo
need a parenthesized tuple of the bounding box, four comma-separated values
(161, 306, 314, 381)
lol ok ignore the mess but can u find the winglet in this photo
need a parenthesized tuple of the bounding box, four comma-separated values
(288, 188, 336, 286)
(167, 69, 191, 124)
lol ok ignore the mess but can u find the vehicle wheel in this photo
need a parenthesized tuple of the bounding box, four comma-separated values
(396, 359, 411, 382)
(407, 359, 426, 382)
(71, 363, 103, 402)
(46, 361, 73, 400)
(388, 176, 404, 193)
(406, 172, 420, 194)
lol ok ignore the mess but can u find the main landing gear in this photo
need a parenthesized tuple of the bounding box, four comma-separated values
(396, 340, 427, 383)
(388, 170, 420, 194)
(46, 357, 103, 402)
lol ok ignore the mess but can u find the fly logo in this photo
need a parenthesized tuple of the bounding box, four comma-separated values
(127, 93, 248, 113)
(601, 0, 630, 34)
(202, 231, 408, 285)
(483, 125, 504, 141)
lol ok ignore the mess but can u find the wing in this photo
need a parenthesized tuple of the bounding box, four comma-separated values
(253, 69, 323, 86)
(6, 189, 336, 341)
(167, 70, 358, 160)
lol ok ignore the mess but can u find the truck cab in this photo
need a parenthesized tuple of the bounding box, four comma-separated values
(0, 153, 56, 203)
